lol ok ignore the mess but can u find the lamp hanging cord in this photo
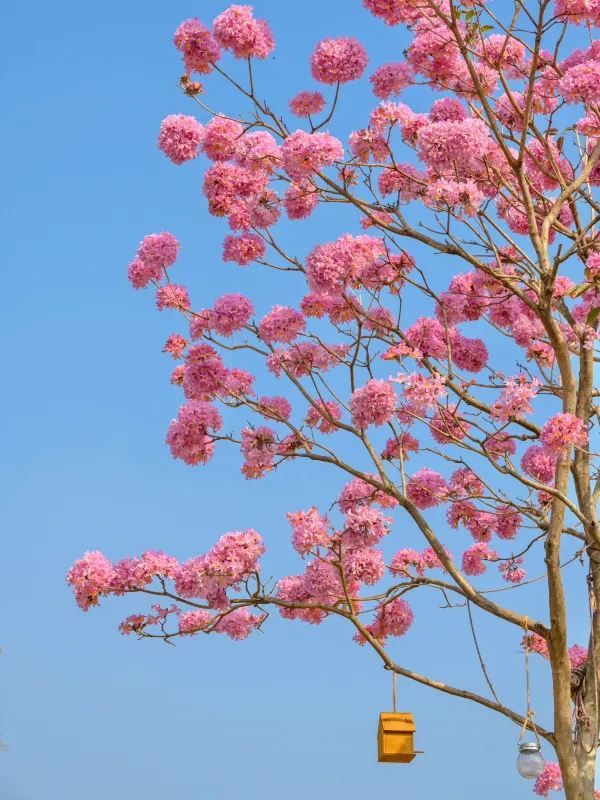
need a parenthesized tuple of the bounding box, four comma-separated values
(519, 618, 541, 746)
(393, 669, 397, 713)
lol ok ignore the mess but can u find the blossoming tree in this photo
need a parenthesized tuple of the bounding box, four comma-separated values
(68, 1, 600, 796)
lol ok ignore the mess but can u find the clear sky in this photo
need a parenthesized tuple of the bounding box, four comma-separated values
(1, 2, 592, 799)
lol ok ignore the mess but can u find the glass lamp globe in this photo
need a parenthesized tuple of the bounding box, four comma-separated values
(517, 742, 545, 779)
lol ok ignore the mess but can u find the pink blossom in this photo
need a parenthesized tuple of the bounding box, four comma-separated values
(213, 5, 274, 59)
(569, 644, 588, 669)
(465, 511, 497, 543)
(241, 426, 277, 478)
(403, 316, 450, 360)
(310, 37, 368, 84)
(429, 405, 470, 445)
(450, 468, 484, 497)
(200, 116, 244, 161)
(436, 272, 489, 324)
(451, 333, 488, 373)
(499, 557, 526, 584)
(534, 763, 563, 798)
(136, 231, 179, 272)
(289, 91, 326, 117)
(495, 507, 521, 540)
(258, 306, 306, 344)
(222, 368, 254, 397)
(370, 62, 412, 98)
(163, 334, 187, 359)
(288, 508, 330, 555)
(521, 445, 558, 484)
(343, 547, 385, 585)
(560, 60, 600, 104)
(586, 252, 600, 279)
(406, 468, 449, 509)
(461, 542, 498, 576)
(276, 574, 326, 625)
(342, 506, 390, 548)
(524, 632, 550, 660)
(349, 379, 397, 428)
(370, 598, 414, 640)
(179, 609, 213, 635)
(171, 365, 185, 386)
(484, 433, 517, 461)
(381, 433, 420, 460)
(424, 178, 484, 217)
(128, 258, 158, 290)
(174, 18, 220, 75)
(223, 232, 266, 265)
(491, 375, 540, 420)
(555, 0, 600, 25)
(349, 128, 389, 162)
(166, 400, 222, 465)
(215, 608, 262, 640)
(378, 164, 426, 200)
(338, 476, 398, 513)
(416, 118, 492, 175)
(66, 551, 115, 610)
(156, 284, 190, 311)
(281, 130, 343, 182)
(306, 234, 385, 294)
(305, 401, 343, 433)
(158, 114, 203, 164)
(390, 548, 426, 577)
(183, 345, 228, 400)
(480, 33, 526, 75)
(189, 309, 215, 340)
(234, 131, 279, 173)
(429, 98, 467, 123)
(257, 395, 292, 421)
(203, 162, 267, 217)
(284, 182, 318, 220)
(447, 500, 476, 529)
(540, 413, 588, 455)
(267, 342, 348, 378)
(394, 372, 447, 414)
(211, 293, 253, 336)
(363, 0, 426, 25)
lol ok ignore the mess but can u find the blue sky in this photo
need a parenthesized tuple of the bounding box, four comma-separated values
(1, 2, 592, 799)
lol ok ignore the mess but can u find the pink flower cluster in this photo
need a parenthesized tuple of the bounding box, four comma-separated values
(349, 379, 397, 428)
(461, 542, 498, 576)
(166, 400, 222, 465)
(390, 547, 448, 577)
(213, 5, 274, 59)
(158, 114, 203, 164)
(258, 305, 306, 344)
(288, 508, 330, 555)
(68, 530, 264, 619)
(222, 232, 266, 265)
(128, 232, 179, 289)
(534, 763, 563, 798)
(174, 18, 220, 75)
(289, 91, 326, 118)
(491, 375, 540, 420)
(311, 37, 368, 84)
(241, 426, 277, 479)
(281, 131, 343, 182)
(370, 62, 412, 98)
(406, 468, 449, 509)
(540, 412, 588, 456)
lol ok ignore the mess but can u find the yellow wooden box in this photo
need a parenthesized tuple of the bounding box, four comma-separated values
(377, 712, 417, 763)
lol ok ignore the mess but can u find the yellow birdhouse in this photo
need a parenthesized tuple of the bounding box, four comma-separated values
(377, 712, 417, 763)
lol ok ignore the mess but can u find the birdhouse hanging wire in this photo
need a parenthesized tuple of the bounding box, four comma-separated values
(377, 669, 420, 763)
